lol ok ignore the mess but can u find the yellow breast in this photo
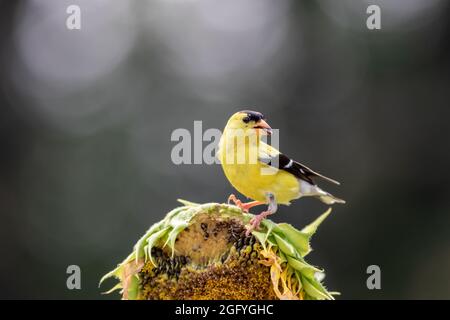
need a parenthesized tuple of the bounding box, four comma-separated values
(218, 137, 300, 205)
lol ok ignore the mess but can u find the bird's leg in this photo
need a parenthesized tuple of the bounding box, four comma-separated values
(240, 201, 265, 212)
(227, 194, 264, 213)
(246, 193, 277, 236)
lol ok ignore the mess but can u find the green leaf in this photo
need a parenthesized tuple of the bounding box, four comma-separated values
(277, 250, 287, 264)
(286, 256, 322, 279)
(261, 218, 278, 233)
(99, 266, 122, 288)
(169, 207, 197, 227)
(176, 199, 199, 207)
(273, 233, 297, 258)
(266, 234, 278, 247)
(294, 271, 303, 291)
(99, 251, 135, 287)
(251, 230, 268, 250)
(134, 221, 165, 262)
(164, 223, 188, 257)
(301, 275, 332, 300)
(163, 206, 189, 224)
(309, 276, 334, 300)
(301, 208, 332, 238)
(276, 223, 310, 257)
(102, 283, 122, 295)
(278, 208, 331, 258)
(145, 227, 170, 266)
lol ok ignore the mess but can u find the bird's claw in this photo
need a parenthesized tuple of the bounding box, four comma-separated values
(227, 194, 248, 212)
(245, 213, 267, 236)
(227, 195, 264, 213)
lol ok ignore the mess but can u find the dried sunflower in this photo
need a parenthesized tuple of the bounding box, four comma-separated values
(100, 200, 337, 300)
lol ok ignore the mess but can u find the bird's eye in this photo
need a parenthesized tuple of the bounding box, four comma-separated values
(242, 116, 250, 123)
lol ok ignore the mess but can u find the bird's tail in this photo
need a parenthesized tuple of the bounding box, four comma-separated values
(319, 192, 346, 205)
(299, 180, 346, 205)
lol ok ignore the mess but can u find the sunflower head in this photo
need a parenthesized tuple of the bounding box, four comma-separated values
(100, 200, 337, 300)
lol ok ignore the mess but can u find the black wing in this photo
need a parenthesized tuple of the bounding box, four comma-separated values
(259, 153, 340, 186)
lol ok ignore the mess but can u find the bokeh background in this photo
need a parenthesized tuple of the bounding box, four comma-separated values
(1, 0, 449, 299)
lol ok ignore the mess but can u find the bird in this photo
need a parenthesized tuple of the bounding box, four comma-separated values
(217, 110, 345, 234)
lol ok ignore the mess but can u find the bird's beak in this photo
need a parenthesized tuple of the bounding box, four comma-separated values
(254, 119, 272, 135)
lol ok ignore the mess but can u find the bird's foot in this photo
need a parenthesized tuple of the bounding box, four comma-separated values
(246, 211, 271, 236)
(227, 194, 264, 213)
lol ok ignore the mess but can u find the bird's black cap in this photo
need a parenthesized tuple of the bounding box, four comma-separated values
(240, 110, 265, 123)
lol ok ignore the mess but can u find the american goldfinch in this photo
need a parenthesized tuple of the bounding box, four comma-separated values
(217, 110, 345, 234)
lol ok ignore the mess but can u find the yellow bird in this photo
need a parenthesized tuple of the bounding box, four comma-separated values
(217, 110, 345, 234)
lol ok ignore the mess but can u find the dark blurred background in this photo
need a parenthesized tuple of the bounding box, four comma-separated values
(0, 0, 449, 299)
